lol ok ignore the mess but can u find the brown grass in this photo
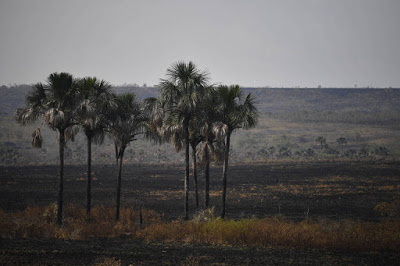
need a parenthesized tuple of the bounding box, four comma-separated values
(140, 217, 400, 251)
(1, 204, 399, 252)
(0, 204, 160, 240)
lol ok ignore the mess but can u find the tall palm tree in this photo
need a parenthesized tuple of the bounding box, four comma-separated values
(197, 88, 226, 208)
(77, 77, 113, 215)
(15, 72, 81, 225)
(159, 61, 209, 220)
(146, 101, 203, 209)
(107, 93, 148, 221)
(215, 85, 259, 218)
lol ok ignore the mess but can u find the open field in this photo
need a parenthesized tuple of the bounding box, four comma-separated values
(2, 86, 400, 166)
(1, 162, 399, 220)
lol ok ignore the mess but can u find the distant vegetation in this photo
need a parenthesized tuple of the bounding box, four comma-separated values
(2, 86, 400, 166)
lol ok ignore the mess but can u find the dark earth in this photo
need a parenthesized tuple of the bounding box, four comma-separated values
(2, 238, 399, 265)
(1, 161, 400, 265)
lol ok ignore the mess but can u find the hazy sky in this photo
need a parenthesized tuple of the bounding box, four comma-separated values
(1, 0, 399, 87)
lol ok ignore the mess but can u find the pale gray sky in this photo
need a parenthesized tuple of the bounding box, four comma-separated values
(0, 0, 399, 87)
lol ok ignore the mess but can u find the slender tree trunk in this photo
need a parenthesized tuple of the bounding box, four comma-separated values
(184, 119, 190, 220)
(57, 129, 65, 226)
(86, 135, 92, 215)
(115, 142, 119, 165)
(221, 132, 231, 219)
(204, 140, 210, 208)
(191, 142, 199, 209)
(204, 159, 210, 208)
(116, 147, 125, 221)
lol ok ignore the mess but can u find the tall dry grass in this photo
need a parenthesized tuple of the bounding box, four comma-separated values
(0, 204, 160, 240)
(139, 217, 400, 251)
(1, 205, 400, 251)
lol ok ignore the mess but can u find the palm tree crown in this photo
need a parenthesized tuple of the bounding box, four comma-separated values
(160, 61, 209, 120)
(78, 77, 113, 143)
(216, 85, 258, 133)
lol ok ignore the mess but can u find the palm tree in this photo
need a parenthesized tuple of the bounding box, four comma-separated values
(196, 88, 224, 208)
(107, 93, 148, 221)
(77, 77, 113, 215)
(215, 85, 258, 218)
(159, 61, 209, 220)
(15, 72, 81, 225)
(147, 99, 203, 210)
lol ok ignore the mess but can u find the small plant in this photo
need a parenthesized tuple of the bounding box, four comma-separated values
(315, 136, 326, 149)
(336, 137, 347, 146)
(192, 207, 215, 222)
(375, 196, 400, 219)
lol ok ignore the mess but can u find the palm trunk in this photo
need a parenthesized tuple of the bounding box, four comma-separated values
(204, 140, 210, 208)
(57, 129, 65, 226)
(86, 135, 92, 215)
(221, 132, 231, 219)
(204, 159, 210, 208)
(116, 147, 125, 221)
(115, 142, 119, 165)
(184, 119, 190, 220)
(191, 142, 199, 209)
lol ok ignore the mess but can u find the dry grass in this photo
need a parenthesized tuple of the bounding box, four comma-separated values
(0, 204, 160, 240)
(140, 217, 400, 252)
(1, 204, 400, 252)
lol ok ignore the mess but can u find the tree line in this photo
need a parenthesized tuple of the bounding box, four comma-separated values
(14, 61, 259, 225)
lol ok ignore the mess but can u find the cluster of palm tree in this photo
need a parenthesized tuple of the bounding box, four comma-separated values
(15, 61, 259, 225)
(15, 73, 147, 225)
(146, 61, 259, 219)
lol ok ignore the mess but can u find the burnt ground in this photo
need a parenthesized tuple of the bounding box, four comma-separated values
(1, 161, 399, 220)
(1, 238, 399, 265)
(1, 161, 400, 264)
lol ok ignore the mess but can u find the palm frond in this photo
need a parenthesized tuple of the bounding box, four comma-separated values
(31, 128, 43, 148)
(26, 83, 47, 109)
(212, 122, 228, 141)
(14, 107, 39, 125)
(106, 93, 149, 150)
(65, 125, 80, 142)
(214, 84, 259, 132)
(197, 141, 214, 163)
(45, 108, 65, 129)
(213, 140, 225, 163)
